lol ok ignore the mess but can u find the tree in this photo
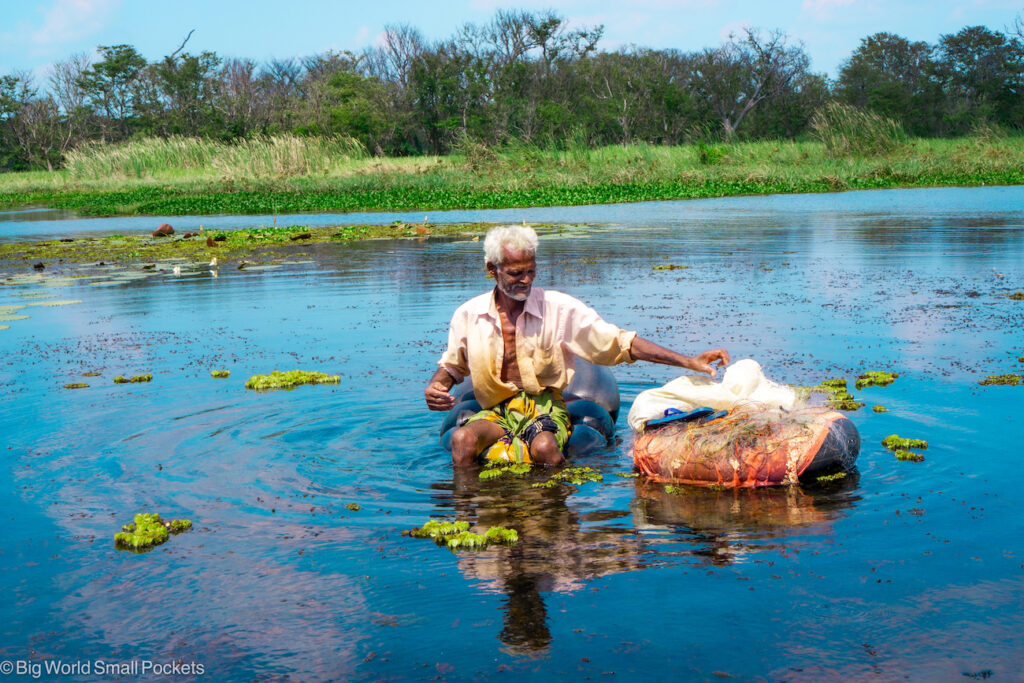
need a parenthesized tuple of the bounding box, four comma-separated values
(692, 29, 811, 139)
(934, 26, 1024, 131)
(835, 32, 936, 134)
(76, 44, 147, 140)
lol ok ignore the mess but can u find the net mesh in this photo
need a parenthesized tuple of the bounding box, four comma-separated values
(631, 402, 859, 488)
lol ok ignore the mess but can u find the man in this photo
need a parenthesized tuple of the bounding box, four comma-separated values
(425, 225, 730, 467)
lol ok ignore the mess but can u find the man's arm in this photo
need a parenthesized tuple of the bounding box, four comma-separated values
(629, 337, 731, 377)
(425, 367, 457, 411)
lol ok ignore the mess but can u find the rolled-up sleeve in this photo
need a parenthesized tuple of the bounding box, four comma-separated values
(438, 308, 469, 382)
(560, 300, 636, 366)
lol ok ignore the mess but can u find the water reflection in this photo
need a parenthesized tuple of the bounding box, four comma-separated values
(428, 468, 860, 654)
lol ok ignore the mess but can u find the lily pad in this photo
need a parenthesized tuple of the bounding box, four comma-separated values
(27, 299, 82, 307)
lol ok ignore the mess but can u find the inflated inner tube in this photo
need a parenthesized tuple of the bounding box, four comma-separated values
(439, 359, 619, 458)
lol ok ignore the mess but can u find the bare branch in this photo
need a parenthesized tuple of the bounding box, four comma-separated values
(168, 29, 195, 60)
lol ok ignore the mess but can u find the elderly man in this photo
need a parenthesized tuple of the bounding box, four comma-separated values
(425, 225, 730, 467)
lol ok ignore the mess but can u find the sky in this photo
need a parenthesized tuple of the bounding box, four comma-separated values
(2, 0, 1022, 85)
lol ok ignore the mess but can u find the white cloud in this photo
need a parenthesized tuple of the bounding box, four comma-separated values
(30, 0, 119, 47)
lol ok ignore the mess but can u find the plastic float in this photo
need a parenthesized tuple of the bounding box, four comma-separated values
(439, 359, 619, 458)
(628, 359, 860, 488)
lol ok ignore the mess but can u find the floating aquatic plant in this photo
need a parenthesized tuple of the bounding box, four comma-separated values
(407, 520, 470, 539)
(114, 513, 192, 551)
(882, 434, 928, 451)
(872, 405, 889, 413)
(0, 314, 29, 322)
(978, 374, 1022, 386)
(114, 374, 152, 384)
(406, 519, 518, 551)
(27, 299, 82, 307)
(479, 463, 532, 480)
(0, 325, 8, 330)
(445, 531, 489, 550)
(346, 503, 360, 511)
(245, 370, 340, 391)
(615, 472, 640, 478)
(1007, 292, 1024, 300)
(816, 471, 848, 482)
(531, 466, 603, 488)
(652, 264, 689, 271)
(211, 370, 230, 378)
(818, 378, 847, 391)
(855, 371, 898, 390)
(664, 485, 687, 494)
(894, 449, 925, 462)
(63, 382, 89, 389)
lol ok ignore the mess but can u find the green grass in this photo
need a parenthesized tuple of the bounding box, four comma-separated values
(2, 135, 1024, 217)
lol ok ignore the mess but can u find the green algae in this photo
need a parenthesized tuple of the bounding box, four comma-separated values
(114, 374, 152, 384)
(895, 449, 925, 462)
(63, 382, 89, 389)
(882, 434, 928, 450)
(615, 472, 640, 478)
(816, 472, 848, 483)
(872, 405, 889, 413)
(978, 374, 1023, 386)
(1007, 292, 1024, 300)
(210, 370, 230, 378)
(114, 512, 192, 551)
(0, 325, 8, 330)
(818, 378, 847, 391)
(0, 314, 29, 322)
(346, 503, 360, 511)
(651, 264, 690, 271)
(665, 485, 687, 495)
(245, 370, 340, 391)
(81, 371, 101, 377)
(531, 466, 603, 488)
(855, 371, 898, 390)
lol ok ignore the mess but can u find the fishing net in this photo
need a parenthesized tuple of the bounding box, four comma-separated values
(631, 402, 859, 488)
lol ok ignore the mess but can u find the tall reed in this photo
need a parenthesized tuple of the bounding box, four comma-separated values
(64, 135, 367, 180)
(811, 102, 906, 157)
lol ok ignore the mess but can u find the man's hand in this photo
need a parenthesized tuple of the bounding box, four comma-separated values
(425, 367, 458, 411)
(425, 381, 456, 411)
(691, 348, 731, 377)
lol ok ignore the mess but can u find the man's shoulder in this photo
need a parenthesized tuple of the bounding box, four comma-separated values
(452, 291, 493, 316)
(539, 288, 588, 309)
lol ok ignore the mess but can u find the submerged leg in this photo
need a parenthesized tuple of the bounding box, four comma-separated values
(450, 420, 505, 468)
(529, 431, 565, 467)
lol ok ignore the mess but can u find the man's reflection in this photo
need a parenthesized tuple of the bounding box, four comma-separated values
(428, 467, 860, 654)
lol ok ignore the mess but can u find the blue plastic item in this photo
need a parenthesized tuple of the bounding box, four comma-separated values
(646, 406, 715, 427)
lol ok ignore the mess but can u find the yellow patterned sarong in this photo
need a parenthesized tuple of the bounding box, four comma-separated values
(467, 389, 571, 464)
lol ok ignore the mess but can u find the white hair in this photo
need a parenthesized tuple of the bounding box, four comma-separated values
(483, 225, 539, 265)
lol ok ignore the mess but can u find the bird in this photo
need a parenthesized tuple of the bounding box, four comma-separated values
(172, 266, 181, 276)
(209, 257, 218, 267)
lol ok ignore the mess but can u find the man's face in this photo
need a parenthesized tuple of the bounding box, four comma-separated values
(488, 248, 536, 302)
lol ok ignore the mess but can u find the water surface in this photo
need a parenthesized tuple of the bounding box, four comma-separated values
(1, 187, 1022, 680)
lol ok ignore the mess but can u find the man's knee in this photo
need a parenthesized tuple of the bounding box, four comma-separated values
(451, 427, 480, 465)
(529, 431, 565, 466)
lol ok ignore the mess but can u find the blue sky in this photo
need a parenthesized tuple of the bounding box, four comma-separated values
(2, 0, 1022, 84)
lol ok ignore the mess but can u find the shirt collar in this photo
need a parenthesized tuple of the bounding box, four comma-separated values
(484, 286, 544, 320)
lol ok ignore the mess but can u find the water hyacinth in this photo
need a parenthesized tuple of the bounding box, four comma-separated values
(245, 370, 340, 391)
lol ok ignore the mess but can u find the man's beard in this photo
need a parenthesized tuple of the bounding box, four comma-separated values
(497, 278, 531, 301)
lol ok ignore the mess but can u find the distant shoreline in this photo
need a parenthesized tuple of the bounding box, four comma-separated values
(1, 137, 1022, 218)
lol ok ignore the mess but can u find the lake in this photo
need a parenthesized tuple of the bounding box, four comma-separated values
(1, 186, 1022, 680)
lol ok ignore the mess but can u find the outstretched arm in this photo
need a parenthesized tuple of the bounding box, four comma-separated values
(629, 337, 730, 377)
(425, 367, 457, 411)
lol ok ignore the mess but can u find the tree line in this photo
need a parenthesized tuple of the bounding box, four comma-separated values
(2, 10, 1023, 171)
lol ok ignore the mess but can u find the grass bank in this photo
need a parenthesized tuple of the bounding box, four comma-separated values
(2, 135, 1023, 217)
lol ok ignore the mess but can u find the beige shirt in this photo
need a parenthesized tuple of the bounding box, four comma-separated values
(439, 287, 637, 409)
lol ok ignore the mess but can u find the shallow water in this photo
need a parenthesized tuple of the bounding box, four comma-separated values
(1, 187, 1022, 680)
